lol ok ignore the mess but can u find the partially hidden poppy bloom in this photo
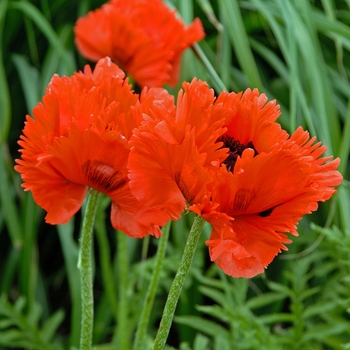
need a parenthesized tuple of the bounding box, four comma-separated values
(129, 79, 343, 277)
(74, 0, 205, 88)
(15, 57, 174, 238)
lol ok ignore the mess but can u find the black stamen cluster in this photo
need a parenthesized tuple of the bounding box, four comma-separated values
(218, 135, 257, 172)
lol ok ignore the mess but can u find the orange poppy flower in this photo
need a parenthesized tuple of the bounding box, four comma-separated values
(15, 57, 172, 238)
(74, 0, 205, 88)
(128, 79, 228, 222)
(129, 79, 343, 277)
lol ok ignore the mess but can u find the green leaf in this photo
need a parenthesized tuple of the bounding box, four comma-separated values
(198, 286, 225, 306)
(175, 315, 229, 338)
(0, 319, 15, 329)
(8, 1, 74, 74)
(41, 310, 65, 343)
(0, 329, 24, 345)
(13, 296, 26, 314)
(57, 220, 81, 347)
(0, 0, 11, 144)
(267, 281, 292, 296)
(303, 301, 340, 319)
(258, 313, 294, 325)
(193, 333, 210, 350)
(246, 292, 286, 310)
(27, 302, 42, 327)
(196, 305, 230, 323)
(12, 54, 40, 113)
(302, 322, 349, 342)
(0, 146, 23, 247)
(219, 0, 263, 90)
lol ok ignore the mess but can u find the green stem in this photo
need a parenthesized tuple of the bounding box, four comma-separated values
(133, 222, 172, 350)
(79, 189, 100, 350)
(152, 215, 205, 350)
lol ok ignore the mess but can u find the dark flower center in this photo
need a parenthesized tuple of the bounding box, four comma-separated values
(258, 207, 274, 217)
(82, 160, 126, 193)
(218, 135, 257, 172)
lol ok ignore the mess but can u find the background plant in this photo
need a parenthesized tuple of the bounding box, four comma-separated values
(0, 0, 349, 349)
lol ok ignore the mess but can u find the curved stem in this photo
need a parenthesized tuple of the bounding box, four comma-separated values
(79, 189, 100, 350)
(152, 215, 205, 350)
(133, 221, 171, 350)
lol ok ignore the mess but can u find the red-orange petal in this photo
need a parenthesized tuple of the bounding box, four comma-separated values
(74, 0, 205, 87)
(110, 197, 163, 238)
(218, 88, 288, 153)
(15, 58, 172, 236)
(206, 221, 290, 278)
(15, 156, 87, 224)
(200, 130, 342, 277)
(129, 80, 230, 214)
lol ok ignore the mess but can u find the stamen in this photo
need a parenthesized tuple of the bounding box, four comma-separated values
(218, 135, 257, 172)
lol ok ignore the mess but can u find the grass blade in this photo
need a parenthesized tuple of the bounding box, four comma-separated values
(12, 54, 40, 113)
(8, 1, 74, 75)
(0, 145, 23, 247)
(57, 220, 81, 348)
(0, 0, 11, 144)
(219, 0, 263, 91)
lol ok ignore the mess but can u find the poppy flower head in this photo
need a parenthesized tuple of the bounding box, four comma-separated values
(204, 142, 342, 279)
(128, 79, 230, 226)
(199, 120, 342, 278)
(15, 57, 167, 238)
(128, 78, 342, 277)
(74, 0, 205, 88)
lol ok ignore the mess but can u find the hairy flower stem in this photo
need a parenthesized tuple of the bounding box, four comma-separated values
(152, 215, 205, 350)
(79, 189, 100, 350)
(133, 221, 171, 350)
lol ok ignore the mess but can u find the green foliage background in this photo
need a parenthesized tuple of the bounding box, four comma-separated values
(0, 0, 349, 349)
